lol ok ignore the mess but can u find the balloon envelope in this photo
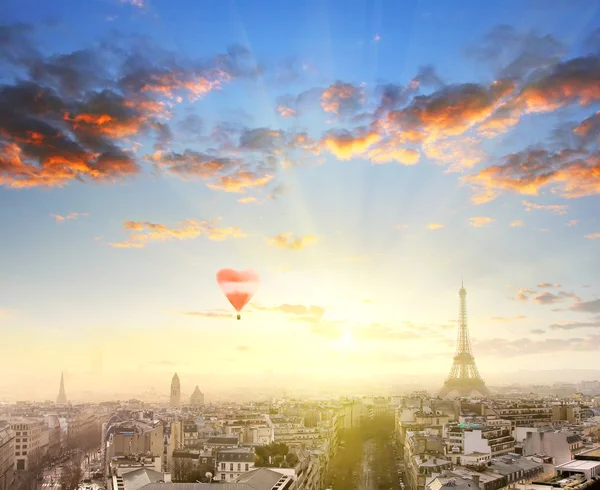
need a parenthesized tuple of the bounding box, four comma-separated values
(216, 269, 259, 312)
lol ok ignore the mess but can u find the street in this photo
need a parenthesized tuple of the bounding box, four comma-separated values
(359, 439, 376, 490)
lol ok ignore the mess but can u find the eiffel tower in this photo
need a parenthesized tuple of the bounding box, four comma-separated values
(439, 282, 490, 397)
(57, 372, 68, 404)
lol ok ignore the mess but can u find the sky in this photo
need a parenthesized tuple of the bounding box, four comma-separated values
(0, 0, 599, 402)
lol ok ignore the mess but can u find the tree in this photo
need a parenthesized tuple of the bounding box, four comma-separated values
(171, 457, 194, 482)
(15, 449, 45, 490)
(59, 451, 85, 490)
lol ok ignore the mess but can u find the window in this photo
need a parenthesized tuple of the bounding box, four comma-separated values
(16, 452, 20, 456)
(220, 474, 225, 481)
(23, 438, 27, 442)
(16, 446, 20, 450)
(230, 463, 233, 471)
(16, 439, 20, 442)
(16, 432, 21, 436)
(23, 445, 27, 449)
(22, 451, 27, 455)
(221, 463, 225, 470)
(202, 458, 207, 463)
(237, 463, 241, 471)
(245, 464, 249, 471)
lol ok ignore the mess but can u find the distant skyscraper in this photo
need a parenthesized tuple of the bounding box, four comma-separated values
(170, 373, 181, 408)
(56, 372, 67, 404)
(190, 386, 204, 406)
(439, 282, 490, 398)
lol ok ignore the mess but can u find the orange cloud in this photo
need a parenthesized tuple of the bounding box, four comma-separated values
(566, 220, 579, 226)
(207, 172, 274, 193)
(322, 130, 381, 160)
(321, 82, 364, 115)
(510, 220, 524, 227)
(50, 212, 88, 222)
(276, 105, 296, 117)
(468, 216, 494, 227)
(367, 143, 420, 165)
(238, 196, 258, 204)
(110, 218, 247, 248)
(522, 200, 567, 215)
(427, 223, 444, 230)
(465, 148, 600, 203)
(268, 232, 317, 250)
(585, 232, 600, 240)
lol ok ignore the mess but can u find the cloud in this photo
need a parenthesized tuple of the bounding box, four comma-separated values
(475, 334, 600, 357)
(585, 232, 600, 240)
(530, 329, 545, 335)
(491, 316, 528, 322)
(50, 212, 88, 222)
(268, 233, 317, 250)
(276, 105, 296, 117)
(321, 128, 381, 161)
(571, 299, 600, 313)
(468, 216, 494, 227)
(385, 80, 515, 141)
(516, 288, 536, 301)
(510, 220, 524, 227)
(253, 304, 325, 323)
(522, 200, 568, 215)
(465, 147, 600, 204)
(321, 81, 365, 116)
(149, 150, 274, 194)
(109, 218, 247, 248)
(550, 320, 600, 330)
(181, 311, 233, 319)
(533, 291, 580, 305)
(566, 220, 579, 227)
(466, 25, 566, 79)
(538, 282, 560, 288)
(120, 0, 146, 8)
(427, 223, 444, 230)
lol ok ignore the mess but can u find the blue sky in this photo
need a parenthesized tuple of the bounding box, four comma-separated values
(0, 0, 599, 401)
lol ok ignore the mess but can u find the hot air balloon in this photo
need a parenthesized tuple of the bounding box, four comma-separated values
(216, 268, 259, 320)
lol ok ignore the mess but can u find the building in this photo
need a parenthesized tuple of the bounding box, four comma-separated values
(190, 387, 204, 406)
(138, 466, 293, 490)
(0, 421, 15, 490)
(8, 418, 47, 471)
(447, 422, 515, 460)
(521, 429, 585, 465)
(56, 372, 67, 405)
(104, 420, 164, 461)
(215, 447, 255, 481)
(170, 374, 181, 408)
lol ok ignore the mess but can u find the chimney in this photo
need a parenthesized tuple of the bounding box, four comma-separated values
(163, 473, 172, 483)
(472, 474, 480, 489)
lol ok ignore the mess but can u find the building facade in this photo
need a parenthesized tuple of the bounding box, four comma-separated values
(215, 448, 255, 481)
(0, 422, 15, 490)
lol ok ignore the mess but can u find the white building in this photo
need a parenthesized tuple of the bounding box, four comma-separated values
(215, 447, 255, 481)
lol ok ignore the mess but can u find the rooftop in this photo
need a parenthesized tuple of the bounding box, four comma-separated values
(556, 460, 600, 471)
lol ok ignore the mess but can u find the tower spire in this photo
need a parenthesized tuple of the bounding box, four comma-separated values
(57, 372, 67, 404)
(439, 283, 489, 398)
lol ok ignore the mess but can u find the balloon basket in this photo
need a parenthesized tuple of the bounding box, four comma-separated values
(237, 314, 241, 320)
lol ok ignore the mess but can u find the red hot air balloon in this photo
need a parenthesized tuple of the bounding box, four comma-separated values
(216, 269, 259, 320)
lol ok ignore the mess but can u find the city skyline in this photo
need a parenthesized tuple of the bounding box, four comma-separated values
(1, 0, 600, 400)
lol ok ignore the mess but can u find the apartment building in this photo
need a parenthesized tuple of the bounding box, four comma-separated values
(447, 422, 515, 459)
(215, 447, 255, 481)
(520, 429, 585, 465)
(0, 422, 15, 490)
(9, 418, 47, 471)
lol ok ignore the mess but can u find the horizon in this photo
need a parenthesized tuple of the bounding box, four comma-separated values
(0, 0, 599, 402)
